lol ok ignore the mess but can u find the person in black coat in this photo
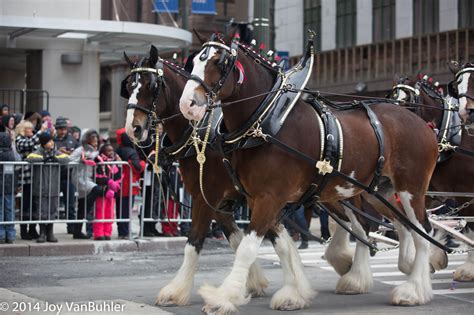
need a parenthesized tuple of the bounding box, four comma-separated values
(0, 130, 19, 243)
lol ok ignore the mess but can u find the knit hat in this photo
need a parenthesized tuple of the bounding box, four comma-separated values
(55, 117, 68, 128)
(39, 132, 53, 146)
(39, 110, 51, 118)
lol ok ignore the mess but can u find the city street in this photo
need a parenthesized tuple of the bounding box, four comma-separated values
(1, 239, 472, 314)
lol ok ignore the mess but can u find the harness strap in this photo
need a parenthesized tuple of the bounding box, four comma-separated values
(339, 200, 395, 230)
(262, 125, 454, 254)
(360, 102, 385, 192)
(317, 203, 379, 252)
(283, 215, 325, 244)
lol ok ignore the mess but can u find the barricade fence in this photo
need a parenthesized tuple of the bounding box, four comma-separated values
(0, 161, 133, 239)
(138, 162, 251, 237)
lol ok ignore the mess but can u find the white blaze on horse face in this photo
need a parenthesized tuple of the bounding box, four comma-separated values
(125, 81, 142, 140)
(179, 47, 218, 121)
(396, 89, 408, 102)
(458, 72, 471, 119)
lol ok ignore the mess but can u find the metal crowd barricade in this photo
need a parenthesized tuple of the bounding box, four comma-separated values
(138, 162, 252, 238)
(0, 160, 133, 239)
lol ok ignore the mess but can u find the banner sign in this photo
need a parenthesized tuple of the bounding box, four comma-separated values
(191, 0, 216, 15)
(154, 0, 179, 13)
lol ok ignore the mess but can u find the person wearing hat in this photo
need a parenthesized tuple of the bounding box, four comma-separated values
(1, 104, 10, 117)
(26, 133, 70, 243)
(54, 117, 79, 234)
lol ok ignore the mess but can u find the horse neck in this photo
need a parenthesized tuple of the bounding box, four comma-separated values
(161, 67, 189, 143)
(419, 91, 443, 127)
(221, 51, 276, 132)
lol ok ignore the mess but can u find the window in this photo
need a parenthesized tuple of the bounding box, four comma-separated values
(413, 0, 439, 35)
(373, 0, 395, 42)
(336, 0, 357, 48)
(459, 0, 474, 28)
(304, 0, 322, 51)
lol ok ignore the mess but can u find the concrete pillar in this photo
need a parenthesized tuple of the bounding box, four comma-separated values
(357, 0, 372, 45)
(439, 0, 458, 32)
(274, 0, 303, 57)
(321, 0, 336, 51)
(110, 64, 128, 133)
(41, 49, 100, 130)
(395, 0, 413, 39)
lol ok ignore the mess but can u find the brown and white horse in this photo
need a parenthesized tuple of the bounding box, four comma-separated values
(448, 61, 474, 125)
(179, 36, 439, 312)
(122, 46, 269, 306)
(392, 75, 474, 281)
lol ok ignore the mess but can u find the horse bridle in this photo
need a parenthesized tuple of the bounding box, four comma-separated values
(453, 65, 474, 101)
(187, 37, 239, 104)
(121, 58, 166, 127)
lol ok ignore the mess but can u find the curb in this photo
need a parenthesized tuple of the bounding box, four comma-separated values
(0, 237, 187, 257)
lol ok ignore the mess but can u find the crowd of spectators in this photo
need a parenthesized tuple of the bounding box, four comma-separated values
(0, 105, 186, 245)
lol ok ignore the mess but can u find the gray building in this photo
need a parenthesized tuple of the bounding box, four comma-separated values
(0, 0, 191, 133)
(274, 0, 474, 96)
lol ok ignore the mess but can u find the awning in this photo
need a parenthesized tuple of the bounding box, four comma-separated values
(0, 15, 192, 62)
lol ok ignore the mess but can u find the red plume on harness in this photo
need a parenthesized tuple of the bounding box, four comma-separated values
(235, 60, 245, 84)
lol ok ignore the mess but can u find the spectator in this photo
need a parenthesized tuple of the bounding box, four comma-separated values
(115, 128, 145, 239)
(0, 131, 19, 244)
(71, 126, 81, 142)
(26, 133, 69, 243)
(39, 110, 52, 124)
(1, 104, 10, 117)
(15, 120, 49, 240)
(93, 143, 122, 240)
(2, 115, 20, 159)
(24, 112, 43, 132)
(69, 129, 104, 239)
(13, 113, 23, 126)
(54, 117, 79, 234)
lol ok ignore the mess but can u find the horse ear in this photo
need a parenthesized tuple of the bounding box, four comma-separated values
(392, 72, 400, 83)
(447, 60, 460, 74)
(193, 29, 207, 44)
(149, 45, 158, 67)
(123, 52, 134, 67)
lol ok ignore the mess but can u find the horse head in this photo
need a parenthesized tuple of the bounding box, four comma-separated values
(179, 33, 242, 121)
(448, 60, 474, 124)
(122, 45, 167, 142)
(391, 75, 446, 127)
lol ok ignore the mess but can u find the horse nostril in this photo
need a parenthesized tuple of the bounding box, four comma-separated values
(190, 100, 196, 107)
(133, 125, 142, 138)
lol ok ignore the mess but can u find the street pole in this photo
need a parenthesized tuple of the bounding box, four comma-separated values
(253, 0, 271, 51)
(180, 0, 190, 62)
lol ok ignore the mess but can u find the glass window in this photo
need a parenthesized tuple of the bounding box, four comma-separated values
(413, 0, 439, 35)
(459, 0, 474, 28)
(304, 0, 322, 51)
(373, 0, 395, 42)
(336, 0, 357, 48)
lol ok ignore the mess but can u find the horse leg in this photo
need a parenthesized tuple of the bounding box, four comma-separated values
(393, 221, 416, 275)
(335, 206, 373, 294)
(156, 197, 212, 306)
(429, 229, 448, 272)
(325, 224, 354, 276)
(216, 211, 269, 296)
(269, 224, 316, 310)
(391, 192, 433, 305)
(453, 228, 474, 281)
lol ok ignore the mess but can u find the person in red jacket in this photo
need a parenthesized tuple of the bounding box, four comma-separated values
(115, 128, 145, 239)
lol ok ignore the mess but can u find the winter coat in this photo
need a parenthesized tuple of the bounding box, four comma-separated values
(115, 128, 145, 197)
(26, 147, 70, 197)
(0, 132, 19, 194)
(69, 130, 99, 198)
(54, 133, 79, 180)
(15, 131, 45, 185)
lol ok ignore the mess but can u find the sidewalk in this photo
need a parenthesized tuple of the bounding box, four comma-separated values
(0, 208, 188, 257)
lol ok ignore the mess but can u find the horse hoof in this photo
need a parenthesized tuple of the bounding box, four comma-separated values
(335, 270, 373, 294)
(429, 248, 448, 272)
(201, 303, 237, 315)
(390, 282, 432, 306)
(156, 287, 190, 306)
(270, 285, 311, 311)
(453, 263, 474, 282)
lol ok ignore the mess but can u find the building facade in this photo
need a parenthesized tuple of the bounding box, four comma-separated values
(0, 0, 191, 133)
(275, 0, 474, 96)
